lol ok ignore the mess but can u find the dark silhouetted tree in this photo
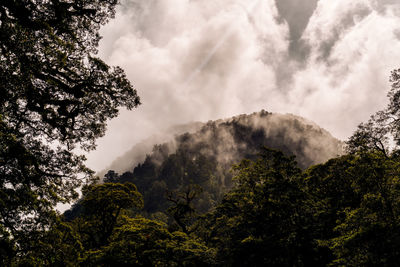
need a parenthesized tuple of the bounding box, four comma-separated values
(0, 0, 140, 259)
(347, 69, 400, 156)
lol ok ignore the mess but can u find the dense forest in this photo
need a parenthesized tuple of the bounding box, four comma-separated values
(2, 0, 400, 266)
(66, 110, 343, 221)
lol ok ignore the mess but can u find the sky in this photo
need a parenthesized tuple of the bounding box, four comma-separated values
(86, 0, 400, 172)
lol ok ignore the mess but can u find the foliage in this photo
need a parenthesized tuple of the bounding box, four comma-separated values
(17, 182, 213, 266)
(18, 219, 83, 266)
(0, 0, 140, 259)
(196, 148, 319, 266)
(347, 69, 400, 155)
(14, 138, 400, 266)
(346, 111, 390, 156)
(83, 217, 214, 266)
(97, 111, 342, 224)
(166, 184, 203, 233)
(334, 68, 400, 265)
(76, 182, 143, 249)
(1, 0, 140, 149)
(103, 147, 224, 222)
(311, 153, 400, 266)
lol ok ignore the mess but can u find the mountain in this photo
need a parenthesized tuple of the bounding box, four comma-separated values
(66, 110, 343, 220)
(97, 121, 205, 178)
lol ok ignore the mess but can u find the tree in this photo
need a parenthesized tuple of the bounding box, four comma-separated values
(301, 155, 364, 265)
(83, 217, 214, 266)
(300, 150, 400, 266)
(76, 182, 143, 249)
(63, 182, 213, 266)
(346, 111, 390, 156)
(199, 148, 318, 266)
(0, 0, 140, 258)
(347, 68, 400, 156)
(103, 170, 119, 183)
(17, 218, 84, 266)
(166, 184, 203, 233)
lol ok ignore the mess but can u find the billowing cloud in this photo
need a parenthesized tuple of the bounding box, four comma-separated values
(290, 0, 400, 136)
(86, 0, 400, 172)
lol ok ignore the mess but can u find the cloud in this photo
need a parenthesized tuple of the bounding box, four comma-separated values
(274, 0, 319, 59)
(289, 0, 400, 137)
(86, 0, 400, 172)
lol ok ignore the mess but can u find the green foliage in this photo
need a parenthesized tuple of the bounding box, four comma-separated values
(0, 0, 140, 260)
(83, 217, 214, 266)
(18, 219, 83, 266)
(14, 145, 400, 266)
(81, 182, 144, 217)
(166, 185, 203, 233)
(100, 111, 342, 222)
(332, 68, 400, 265)
(1, 0, 140, 150)
(19, 182, 213, 266)
(108, 147, 224, 221)
(309, 153, 400, 266)
(197, 148, 318, 266)
(77, 182, 143, 249)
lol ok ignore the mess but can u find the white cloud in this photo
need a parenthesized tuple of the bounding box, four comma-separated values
(289, 0, 400, 137)
(87, 0, 400, 172)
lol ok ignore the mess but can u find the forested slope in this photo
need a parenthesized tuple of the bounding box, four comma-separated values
(66, 110, 343, 220)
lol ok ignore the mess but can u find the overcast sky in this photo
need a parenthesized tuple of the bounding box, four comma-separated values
(86, 0, 400, 172)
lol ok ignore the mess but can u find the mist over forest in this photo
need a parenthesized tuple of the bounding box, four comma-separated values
(100, 111, 343, 176)
(2, 0, 400, 266)
(88, 0, 400, 171)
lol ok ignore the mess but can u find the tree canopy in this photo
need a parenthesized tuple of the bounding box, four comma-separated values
(0, 0, 140, 258)
(196, 148, 318, 266)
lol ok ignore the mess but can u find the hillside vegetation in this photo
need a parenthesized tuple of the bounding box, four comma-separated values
(66, 110, 343, 220)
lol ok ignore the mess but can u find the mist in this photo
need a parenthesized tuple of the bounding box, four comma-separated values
(86, 0, 400, 172)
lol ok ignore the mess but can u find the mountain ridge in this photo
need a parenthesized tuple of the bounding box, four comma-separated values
(101, 110, 343, 177)
(85, 110, 344, 218)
